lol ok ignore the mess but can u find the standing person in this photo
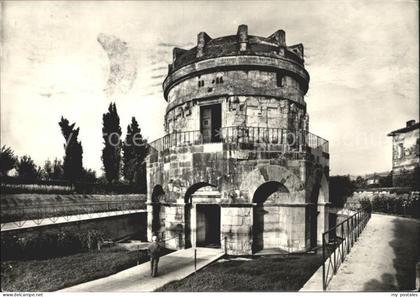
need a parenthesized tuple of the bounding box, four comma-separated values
(148, 235, 161, 277)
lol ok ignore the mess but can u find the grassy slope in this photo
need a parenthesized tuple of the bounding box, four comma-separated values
(158, 253, 322, 292)
(1, 246, 147, 292)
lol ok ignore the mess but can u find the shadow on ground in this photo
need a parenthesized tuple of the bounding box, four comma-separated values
(363, 217, 420, 291)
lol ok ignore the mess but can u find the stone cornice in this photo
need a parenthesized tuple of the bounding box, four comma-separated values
(163, 55, 310, 100)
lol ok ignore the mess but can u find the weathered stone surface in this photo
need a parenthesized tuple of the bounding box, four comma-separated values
(146, 25, 330, 254)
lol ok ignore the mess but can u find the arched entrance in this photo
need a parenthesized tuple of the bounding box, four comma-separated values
(184, 182, 219, 248)
(151, 185, 165, 236)
(252, 181, 290, 253)
(309, 173, 329, 247)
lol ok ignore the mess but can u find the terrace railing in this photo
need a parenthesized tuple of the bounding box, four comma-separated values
(0, 176, 145, 194)
(149, 126, 329, 154)
(1, 199, 146, 224)
(322, 208, 371, 290)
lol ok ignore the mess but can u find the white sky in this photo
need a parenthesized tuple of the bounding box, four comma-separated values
(1, 0, 419, 176)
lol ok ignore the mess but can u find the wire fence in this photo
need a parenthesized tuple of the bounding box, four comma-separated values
(1, 200, 146, 224)
(1, 176, 145, 194)
(322, 208, 371, 290)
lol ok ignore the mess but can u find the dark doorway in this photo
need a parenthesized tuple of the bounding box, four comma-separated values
(309, 206, 319, 248)
(252, 205, 266, 252)
(196, 204, 221, 247)
(309, 184, 320, 248)
(200, 104, 222, 143)
(151, 185, 165, 236)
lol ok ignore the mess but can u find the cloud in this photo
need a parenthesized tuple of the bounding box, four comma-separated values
(39, 92, 52, 98)
(150, 74, 165, 79)
(97, 33, 138, 99)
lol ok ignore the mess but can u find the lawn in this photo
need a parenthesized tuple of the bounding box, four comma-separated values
(1, 245, 171, 292)
(157, 253, 322, 292)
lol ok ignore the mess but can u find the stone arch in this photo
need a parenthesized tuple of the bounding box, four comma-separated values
(252, 180, 290, 253)
(318, 174, 329, 204)
(184, 182, 217, 204)
(241, 165, 303, 203)
(184, 182, 217, 248)
(151, 185, 165, 236)
(252, 181, 290, 204)
(309, 173, 329, 248)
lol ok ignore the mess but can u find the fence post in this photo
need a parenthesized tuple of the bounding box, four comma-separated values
(322, 233, 326, 291)
(224, 236, 227, 255)
(333, 232, 337, 275)
(346, 218, 350, 253)
(194, 248, 197, 273)
(341, 223, 345, 263)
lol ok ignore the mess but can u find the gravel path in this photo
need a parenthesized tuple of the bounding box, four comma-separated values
(328, 214, 419, 291)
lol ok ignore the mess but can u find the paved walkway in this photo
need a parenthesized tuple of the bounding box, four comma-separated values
(301, 214, 420, 291)
(1, 210, 145, 232)
(59, 247, 224, 292)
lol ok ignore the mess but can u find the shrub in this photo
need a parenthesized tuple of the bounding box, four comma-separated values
(1, 229, 107, 261)
(356, 192, 419, 219)
(330, 175, 356, 207)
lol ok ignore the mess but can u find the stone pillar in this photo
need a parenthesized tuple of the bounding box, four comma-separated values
(164, 203, 185, 250)
(197, 32, 211, 58)
(282, 205, 307, 252)
(191, 203, 197, 247)
(268, 29, 286, 46)
(221, 206, 253, 255)
(237, 24, 248, 52)
(317, 202, 329, 245)
(146, 203, 153, 241)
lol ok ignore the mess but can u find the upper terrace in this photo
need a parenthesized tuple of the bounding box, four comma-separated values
(148, 126, 329, 163)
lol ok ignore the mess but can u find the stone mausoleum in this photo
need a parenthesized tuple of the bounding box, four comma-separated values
(146, 25, 330, 255)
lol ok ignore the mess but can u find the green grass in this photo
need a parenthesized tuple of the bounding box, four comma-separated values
(157, 253, 322, 292)
(1, 245, 158, 292)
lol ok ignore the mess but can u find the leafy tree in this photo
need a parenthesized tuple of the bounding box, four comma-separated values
(101, 103, 122, 183)
(59, 117, 83, 182)
(16, 155, 38, 179)
(329, 175, 356, 208)
(122, 117, 148, 191)
(378, 172, 393, 188)
(353, 176, 366, 189)
(43, 159, 53, 180)
(82, 168, 97, 184)
(36, 166, 46, 180)
(42, 158, 65, 180)
(0, 145, 17, 176)
(51, 158, 65, 180)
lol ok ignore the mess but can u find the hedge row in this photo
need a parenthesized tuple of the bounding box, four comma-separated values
(1, 229, 106, 261)
(352, 192, 419, 219)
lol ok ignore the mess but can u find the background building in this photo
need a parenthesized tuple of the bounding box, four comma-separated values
(146, 25, 330, 255)
(388, 120, 420, 189)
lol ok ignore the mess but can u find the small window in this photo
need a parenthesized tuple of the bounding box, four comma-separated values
(397, 144, 404, 159)
(276, 73, 284, 87)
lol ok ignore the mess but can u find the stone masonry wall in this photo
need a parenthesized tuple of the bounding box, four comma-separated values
(221, 206, 253, 255)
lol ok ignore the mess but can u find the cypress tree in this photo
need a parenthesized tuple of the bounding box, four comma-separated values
(101, 103, 122, 183)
